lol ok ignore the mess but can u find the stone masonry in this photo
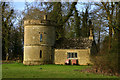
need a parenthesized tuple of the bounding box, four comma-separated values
(23, 15, 55, 65)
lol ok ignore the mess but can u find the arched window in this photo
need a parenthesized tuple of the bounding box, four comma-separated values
(40, 34, 42, 42)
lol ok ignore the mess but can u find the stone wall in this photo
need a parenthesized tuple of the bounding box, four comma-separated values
(55, 49, 92, 65)
(23, 20, 55, 65)
(23, 46, 54, 65)
(24, 25, 55, 46)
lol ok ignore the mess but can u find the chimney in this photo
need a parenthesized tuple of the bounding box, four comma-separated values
(89, 20, 93, 40)
(44, 15, 47, 20)
(89, 28, 93, 40)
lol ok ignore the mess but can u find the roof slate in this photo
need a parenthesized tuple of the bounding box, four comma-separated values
(55, 38, 93, 49)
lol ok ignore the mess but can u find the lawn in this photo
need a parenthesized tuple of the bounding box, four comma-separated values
(2, 63, 119, 78)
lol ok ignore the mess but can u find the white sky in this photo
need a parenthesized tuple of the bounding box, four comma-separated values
(4, 0, 120, 2)
(12, 2, 92, 12)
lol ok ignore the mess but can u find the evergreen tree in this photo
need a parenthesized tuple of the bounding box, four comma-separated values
(74, 6, 81, 37)
(1, 2, 15, 60)
(81, 7, 89, 37)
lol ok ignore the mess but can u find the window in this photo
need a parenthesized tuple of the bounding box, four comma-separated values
(40, 34, 42, 42)
(40, 50, 42, 58)
(75, 53, 77, 58)
(72, 53, 74, 58)
(50, 55, 52, 60)
(67, 52, 77, 58)
(67, 53, 70, 58)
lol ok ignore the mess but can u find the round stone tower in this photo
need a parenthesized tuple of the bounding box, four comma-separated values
(23, 15, 55, 65)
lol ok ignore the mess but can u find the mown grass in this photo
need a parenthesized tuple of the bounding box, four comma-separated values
(2, 63, 119, 78)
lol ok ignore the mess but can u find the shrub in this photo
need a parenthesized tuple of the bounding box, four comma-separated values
(92, 52, 118, 74)
(91, 36, 119, 74)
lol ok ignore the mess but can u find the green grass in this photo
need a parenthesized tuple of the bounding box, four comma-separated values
(2, 63, 119, 78)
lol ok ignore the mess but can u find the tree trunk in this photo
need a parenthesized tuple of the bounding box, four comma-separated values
(101, 2, 114, 53)
(98, 28, 100, 52)
(108, 26, 112, 53)
(117, 2, 120, 74)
